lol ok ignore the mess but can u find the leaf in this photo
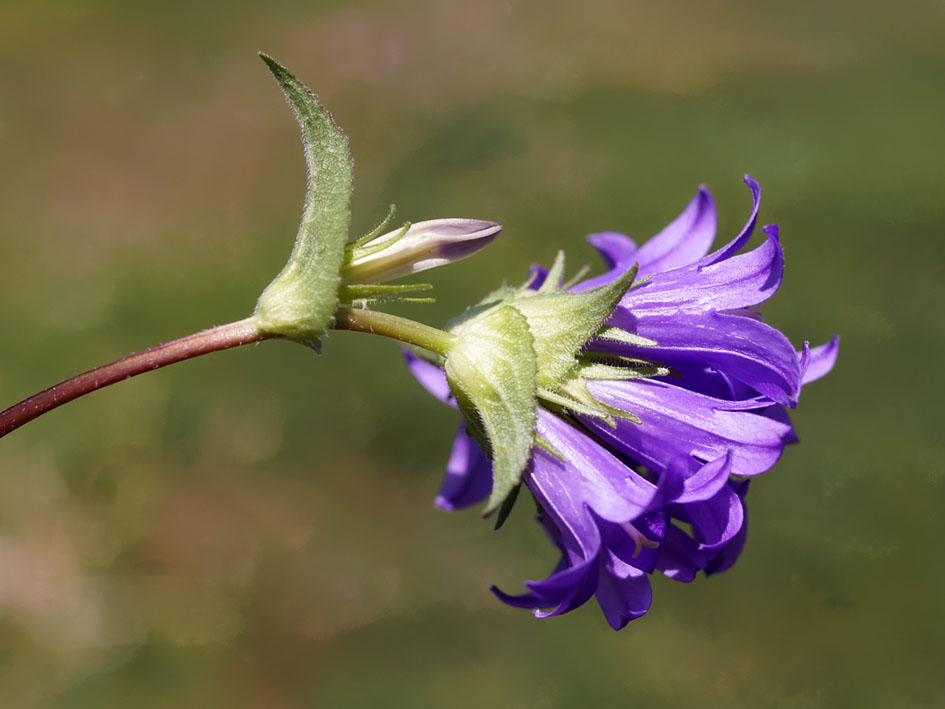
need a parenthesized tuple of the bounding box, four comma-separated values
(445, 305, 537, 515)
(253, 55, 354, 346)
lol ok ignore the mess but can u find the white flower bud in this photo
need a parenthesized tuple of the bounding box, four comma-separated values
(342, 218, 501, 284)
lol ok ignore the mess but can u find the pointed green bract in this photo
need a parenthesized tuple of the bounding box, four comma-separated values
(445, 305, 537, 515)
(534, 434, 565, 462)
(253, 54, 354, 347)
(538, 384, 613, 425)
(578, 361, 671, 380)
(512, 264, 638, 389)
(493, 483, 521, 530)
(595, 326, 658, 348)
(338, 282, 433, 304)
(537, 251, 566, 294)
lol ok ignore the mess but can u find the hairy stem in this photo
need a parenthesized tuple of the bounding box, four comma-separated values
(332, 306, 456, 357)
(0, 318, 275, 440)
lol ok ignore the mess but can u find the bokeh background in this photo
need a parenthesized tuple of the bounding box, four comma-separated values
(1, 1, 943, 706)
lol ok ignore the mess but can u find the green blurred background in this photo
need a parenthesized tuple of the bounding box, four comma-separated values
(0, 1, 942, 706)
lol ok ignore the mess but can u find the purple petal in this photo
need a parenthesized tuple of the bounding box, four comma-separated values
(797, 341, 811, 382)
(618, 223, 783, 314)
(529, 559, 600, 618)
(527, 264, 549, 290)
(595, 551, 653, 629)
(800, 336, 839, 385)
(597, 310, 802, 406)
(675, 452, 733, 504)
(758, 404, 799, 445)
(583, 378, 795, 478)
(490, 584, 544, 609)
(516, 500, 603, 616)
(655, 362, 739, 400)
(699, 175, 761, 267)
(589, 232, 639, 269)
(526, 450, 604, 564)
(684, 485, 745, 550)
(656, 525, 707, 582)
(534, 409, 661, 523)
(705, 480, 750, 575)
(634, 185, 717, 275)
(435, 424, 493, 511)
(597, 510, 665, 573)
(403, 350, 452, 405)
(491, 498, 601, 617)
(572, 232, 639, 292)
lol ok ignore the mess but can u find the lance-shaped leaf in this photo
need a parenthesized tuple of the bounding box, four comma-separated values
(253, 54, 354, 347)
(445, 305, 537, 515)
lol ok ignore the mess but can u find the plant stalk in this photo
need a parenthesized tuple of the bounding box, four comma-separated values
(0, 318, 274, 440)
(332, 306, 456, 356)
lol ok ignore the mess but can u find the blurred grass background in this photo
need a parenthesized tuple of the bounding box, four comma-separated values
(0, 0, 943, 706)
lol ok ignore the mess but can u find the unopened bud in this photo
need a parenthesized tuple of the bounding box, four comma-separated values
(342, 218, 501, 285)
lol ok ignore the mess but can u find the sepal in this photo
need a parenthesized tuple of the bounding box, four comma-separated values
(512, 264, 639, 389)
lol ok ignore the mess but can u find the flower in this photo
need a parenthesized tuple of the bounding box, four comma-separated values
(406, 176, 838, 629)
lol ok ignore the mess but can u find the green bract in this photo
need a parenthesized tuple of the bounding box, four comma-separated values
(513, 252, 637, 390)
(441, 256, 665, 513)
(252, 55, 354, 348)
(445, 305, 537, 514)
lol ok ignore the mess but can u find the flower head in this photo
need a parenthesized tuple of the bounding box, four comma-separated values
(407, 176, 838, 629)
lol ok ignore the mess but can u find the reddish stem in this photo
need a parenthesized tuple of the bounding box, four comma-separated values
(0, 318, 276, 439)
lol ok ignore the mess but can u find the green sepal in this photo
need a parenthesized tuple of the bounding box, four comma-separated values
(600, 402, 642, 425)
(560, 264, 590, 291)
(338, 282, 433, 303)
(534, 434, 565, 462)
(580, 351, 663, 367)
(511, 264, 638, 389)
(252, 54, 354, 347)
(444, 287, 516, 333)
(445, 305, 537, 515)
(344, 222, 411, 263)
(538, 383, 615, 427)
(493, 483, 521, 530)
(577, 361, 672, 380)
(348, 204, 396, 248)
(595, 326, 658, 348)
(537, 251, 566, 294)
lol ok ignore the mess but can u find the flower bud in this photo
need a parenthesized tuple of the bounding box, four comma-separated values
(342, 218, 501, 285)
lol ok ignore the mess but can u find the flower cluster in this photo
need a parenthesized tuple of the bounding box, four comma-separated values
(406, 176, 838, 629)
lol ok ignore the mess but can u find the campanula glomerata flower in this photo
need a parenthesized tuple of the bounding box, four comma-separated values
(406, 176, 838, 629)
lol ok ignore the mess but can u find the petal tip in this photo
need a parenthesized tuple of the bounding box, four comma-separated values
(434, 495, 456, 511)
(762, 223, 780, 241)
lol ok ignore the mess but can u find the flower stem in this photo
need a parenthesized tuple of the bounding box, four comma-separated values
(332, 306, 456, 357)
(0, 318, 275, 440)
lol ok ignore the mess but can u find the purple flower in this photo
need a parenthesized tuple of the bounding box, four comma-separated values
(407, 176, 838, 629)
